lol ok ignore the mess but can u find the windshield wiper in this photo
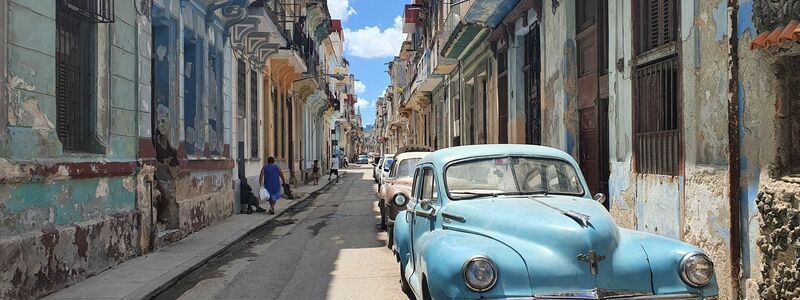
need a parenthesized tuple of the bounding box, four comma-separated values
(493, 190, 548, 197)
(451, 191, 495, 199)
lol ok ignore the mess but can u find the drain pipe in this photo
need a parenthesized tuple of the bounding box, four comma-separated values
(726, 0, 742, 298)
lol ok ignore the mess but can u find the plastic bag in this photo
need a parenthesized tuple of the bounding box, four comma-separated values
(259, 187, 270, 200)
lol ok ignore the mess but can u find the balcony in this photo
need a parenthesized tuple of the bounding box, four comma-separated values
(403, 48, 442, 110)
(440, 0, 521, 59)
(432, 32, 457, 75)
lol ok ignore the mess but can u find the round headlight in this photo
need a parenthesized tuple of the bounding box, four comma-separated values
(393, 193, 407, 206)
(680, 252, 714, 287)
(463, 256, 498, 292)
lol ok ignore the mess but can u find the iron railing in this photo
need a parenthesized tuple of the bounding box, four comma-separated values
(635, 56, 679, 175)
(438, 0, 471, 52)
(58, 0, 114, 23)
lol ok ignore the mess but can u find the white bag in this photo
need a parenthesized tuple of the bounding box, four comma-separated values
(259, 187, 270, 200)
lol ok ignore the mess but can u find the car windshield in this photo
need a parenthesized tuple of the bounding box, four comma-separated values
(383, 158, 394, 170)
(445, 156, 585, 199)
(391, 158, 421, 178)
(359, 155, 367, 160)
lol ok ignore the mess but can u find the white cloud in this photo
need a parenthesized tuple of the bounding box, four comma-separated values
(354, 81, 366, 94)
(328, 0, 357, 22)
(343, 16, 406, 59)
(356, 98, 370, 109)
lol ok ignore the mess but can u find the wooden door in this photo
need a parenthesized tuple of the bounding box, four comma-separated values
(576, 0, 609, 199)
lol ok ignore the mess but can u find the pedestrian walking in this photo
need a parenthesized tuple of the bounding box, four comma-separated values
(312, 160, 321, 185)
(259, 157, 286, 215)
(329, 155, 340, 182)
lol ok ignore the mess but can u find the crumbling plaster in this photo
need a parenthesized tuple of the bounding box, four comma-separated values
(604, 0, 739, 298)
(540, 0, 578, 159)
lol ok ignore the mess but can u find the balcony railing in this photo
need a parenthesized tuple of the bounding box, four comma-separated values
(292, 22, 319, 77)
(439, 0, 473, 53)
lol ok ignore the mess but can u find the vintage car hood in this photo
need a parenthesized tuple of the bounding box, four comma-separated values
(441, 197, 654, 295)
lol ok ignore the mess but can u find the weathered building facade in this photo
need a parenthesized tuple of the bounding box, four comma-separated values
(0, 0, 352, 298)
(0, 1, 148, 297)
(381, 0, 800, 298)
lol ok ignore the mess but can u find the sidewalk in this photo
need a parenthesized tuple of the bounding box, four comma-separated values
(44, 177, 337, 300)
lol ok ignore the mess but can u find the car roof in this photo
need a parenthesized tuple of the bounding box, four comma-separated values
(394, 151, 430, 161)
(419, 144, 578, 167)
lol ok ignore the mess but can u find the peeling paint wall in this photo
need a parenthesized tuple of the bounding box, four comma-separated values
(0, 0, 146, 298)
(604, 0, 745, 298)
(540, 0, 578, 158)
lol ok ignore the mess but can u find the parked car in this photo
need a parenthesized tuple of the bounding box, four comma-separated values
(377, 154, 394, 190)
(392, 144, 718, 299)
(377, 147, 431, 240)
(373, 156, 383, 183)
(357, 154, 369, 164)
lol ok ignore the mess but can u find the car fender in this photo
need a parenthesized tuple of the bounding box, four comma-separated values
(393, 210, 412, 264)
(415, 229, 532, 299)
(624, 229, 719, 297)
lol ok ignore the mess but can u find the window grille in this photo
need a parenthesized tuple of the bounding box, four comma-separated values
(635, 56, 679, 175)
(58, 0, 115, 23)
(250, 71, 259, 158)
(633, 0, 680, 176)
(237, 59, 247, 117)
(56, 6, 92, 151)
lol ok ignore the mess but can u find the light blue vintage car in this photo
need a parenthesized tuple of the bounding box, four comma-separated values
(392, 145, 718, 299)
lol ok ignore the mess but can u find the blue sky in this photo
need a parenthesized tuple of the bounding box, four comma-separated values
(329, 0, 408, 126)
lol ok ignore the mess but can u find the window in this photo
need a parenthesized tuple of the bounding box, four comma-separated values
(636, 0, 677, 54)
(497, 43, 509, 144)
(634, 0, 680, 175)
(523, 23, 541, 145)
(208, 49, 224, 155)
(56, 2, 94, 152)
(183, 32, 201, 154)
(421, 168, 436, 202)
(250, 70, 259, 158)
(237, 59, 247, 118)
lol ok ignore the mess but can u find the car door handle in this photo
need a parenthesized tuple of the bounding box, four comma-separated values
(415, 209, 435, 219)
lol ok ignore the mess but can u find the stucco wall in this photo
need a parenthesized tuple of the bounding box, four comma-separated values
(540, 0, 578, 158)
(0, 0, 144, 298)
(606, 0, 738, 298)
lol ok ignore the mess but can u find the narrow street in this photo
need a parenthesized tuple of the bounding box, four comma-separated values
(154, 166, 408, 300)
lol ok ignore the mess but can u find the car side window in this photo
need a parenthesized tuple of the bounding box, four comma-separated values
(421, 168, 436, 203)
(388, 160, 398, 178)
(411, 168, 421, 200)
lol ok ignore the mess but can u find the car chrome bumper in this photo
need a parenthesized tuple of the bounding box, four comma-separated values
(489, 291, 716, 300)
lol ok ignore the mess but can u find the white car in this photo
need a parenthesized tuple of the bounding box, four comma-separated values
(376, 154, 394, 191)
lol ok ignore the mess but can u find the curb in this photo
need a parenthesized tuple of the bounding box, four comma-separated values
(131, 179, 338, 300)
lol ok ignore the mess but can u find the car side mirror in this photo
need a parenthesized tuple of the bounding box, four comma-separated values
(420, 199, 435, 211)
(593, 193, 607, 204)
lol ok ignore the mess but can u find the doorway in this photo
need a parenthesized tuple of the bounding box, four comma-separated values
(576, 0, 610, 204)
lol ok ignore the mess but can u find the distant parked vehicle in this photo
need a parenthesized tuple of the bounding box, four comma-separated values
(373, 156, 383, 182)
(393, 144, 718, 299)
(357, 154, 369, 164)
(377, 147, 430, 245)
(377, 154, 394, 190)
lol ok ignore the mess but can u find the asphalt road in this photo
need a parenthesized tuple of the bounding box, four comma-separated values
(155, 165, 409, 300)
